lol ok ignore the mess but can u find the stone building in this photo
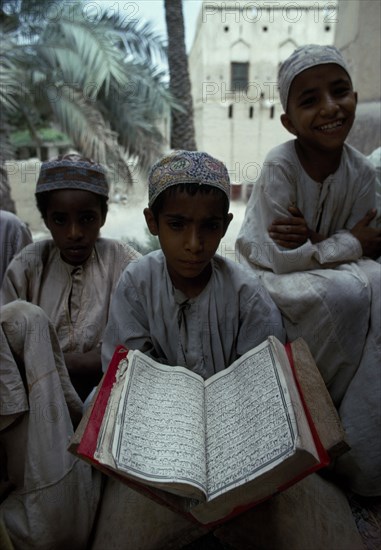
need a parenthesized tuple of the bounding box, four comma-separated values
(188, 0, 338, 191)
(335, 0, 381, 155)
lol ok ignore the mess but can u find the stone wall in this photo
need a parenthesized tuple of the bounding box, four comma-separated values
(335, 0, 381, 155)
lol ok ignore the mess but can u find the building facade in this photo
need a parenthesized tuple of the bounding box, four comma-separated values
(189, 0, 338, 188)
(335, 0, 381, 156)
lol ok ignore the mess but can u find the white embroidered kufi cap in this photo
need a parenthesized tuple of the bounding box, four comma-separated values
(278, 44, 352, 111)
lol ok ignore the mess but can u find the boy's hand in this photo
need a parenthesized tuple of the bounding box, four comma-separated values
(350, 209, 381, 259)
(269, 206, 320, 249)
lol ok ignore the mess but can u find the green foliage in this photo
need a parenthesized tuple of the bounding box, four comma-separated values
(10, 127, 71, 147)
(1, 0, 177, 187)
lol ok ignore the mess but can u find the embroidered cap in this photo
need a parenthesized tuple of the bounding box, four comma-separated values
(278, 44, 352, 111)
(148, 150, 230, 207)
(36, 153, 109, 197)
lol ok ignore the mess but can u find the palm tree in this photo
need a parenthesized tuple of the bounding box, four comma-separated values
(164, 0, 197, 150)
(0, 0, 175, 211)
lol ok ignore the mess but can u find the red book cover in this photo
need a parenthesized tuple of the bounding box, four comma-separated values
(77, 345, 128, 460)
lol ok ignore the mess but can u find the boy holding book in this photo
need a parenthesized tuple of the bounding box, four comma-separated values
(236, 45, 381, 496)
(102, 150, 285, 377)
(96, 150, 361, 549)
(1, 154, 139, 399)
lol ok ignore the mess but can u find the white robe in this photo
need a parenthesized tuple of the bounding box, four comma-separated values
(0, 302, 101, 549)
(1, 238, 140, 353)
(101, 250, 285, 379)
(0, 210, 32, 285)
(236, 140, 381, 496)
(0, 239, 140, 546)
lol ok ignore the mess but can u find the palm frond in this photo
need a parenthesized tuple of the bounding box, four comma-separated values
(37, 27, 131, 98)
(46, 84, 132, 184)
(1, 0, 179, 192)
(47, 85, 108, 160)
(0, 28, 27, 111)
(100, 9, 168, 64)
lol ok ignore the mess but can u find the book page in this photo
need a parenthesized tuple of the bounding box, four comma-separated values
(111, 351, 208, 496)
(204, 340, 298, 500)
(95, 356, 129, 466)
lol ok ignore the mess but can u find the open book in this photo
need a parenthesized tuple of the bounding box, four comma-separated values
(71, 337, 347, 525)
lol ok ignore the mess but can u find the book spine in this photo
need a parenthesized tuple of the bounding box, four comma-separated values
(77, 346, 128, 458)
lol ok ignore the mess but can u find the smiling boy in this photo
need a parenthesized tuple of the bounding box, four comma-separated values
(281, 63, 356, 177)
(236, 45, 381, 495)
(1, 154, 139, 399)
(102, 150, 284, 378)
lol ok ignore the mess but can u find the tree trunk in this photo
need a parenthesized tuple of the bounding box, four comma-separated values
(164, 0, 197, 151)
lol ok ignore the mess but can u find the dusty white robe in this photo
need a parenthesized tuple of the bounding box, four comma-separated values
(0, 210, 32, 285)
(0, 240, 139, 547)
(236, 140, 381, 496)
(101, 250, 285, 378)
(0, 238, 140, 354)
(0, 302, 101, 549)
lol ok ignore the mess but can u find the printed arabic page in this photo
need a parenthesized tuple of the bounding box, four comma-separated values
(204, 338, 297, 500)
(112, 350, 208, 498)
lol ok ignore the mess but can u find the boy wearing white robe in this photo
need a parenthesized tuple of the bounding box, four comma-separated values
(0, 155, 140, 547)
(1, 154, 139, 399)
(102, 150, 285, 378)
(236, 45, 381, 496)
(98, 151, 365, 549)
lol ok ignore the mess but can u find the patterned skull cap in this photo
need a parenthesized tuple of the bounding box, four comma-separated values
(36, 153, 109, 197)
(278, 44, 352, 111)
(148, 150, 230, 207)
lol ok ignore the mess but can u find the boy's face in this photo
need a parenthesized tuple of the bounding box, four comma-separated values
(144, 189, 232, 297)
(44, 189, 106, 265)
(281, 64, 357, 153)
